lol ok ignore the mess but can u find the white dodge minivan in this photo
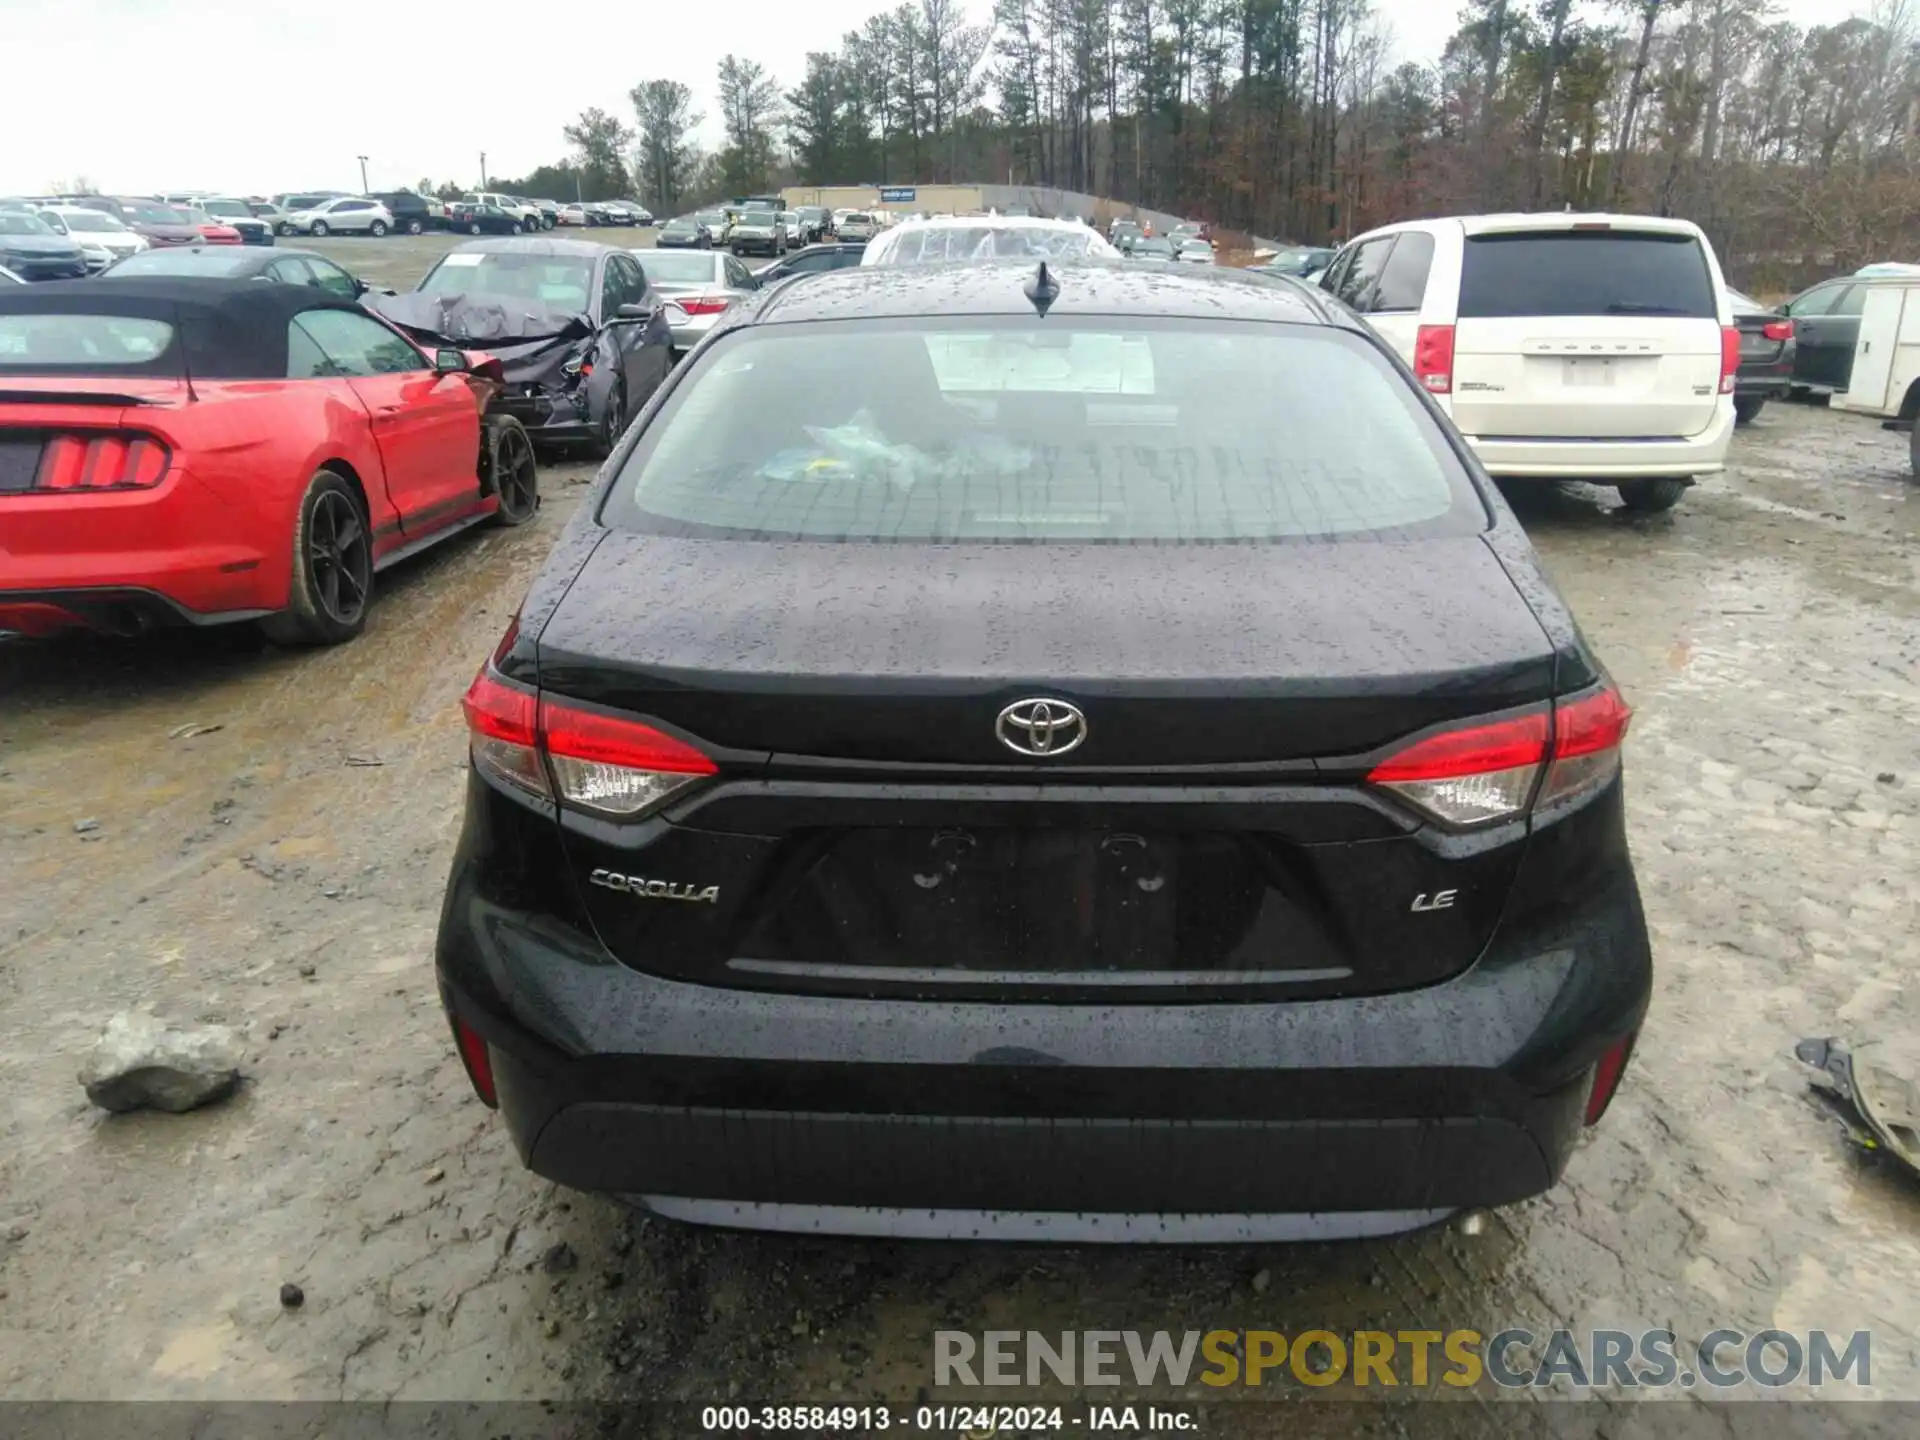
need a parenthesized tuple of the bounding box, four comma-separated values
(1318, 213, 1737, 512)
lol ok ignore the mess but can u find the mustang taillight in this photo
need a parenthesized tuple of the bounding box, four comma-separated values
(460, 665, 717, 819)
(33, 434, 171, 491)
(1368, 684, 1632, 828)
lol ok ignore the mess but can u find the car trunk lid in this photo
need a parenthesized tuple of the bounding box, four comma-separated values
(528, 532, 1559, 1002)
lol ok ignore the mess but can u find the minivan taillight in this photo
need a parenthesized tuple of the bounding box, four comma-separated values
(1368, 684, 1632, 828)
(1414, 324, 1454, 394)
(1719, 325, 1740, 394)
(32, 434, 171, 491)
(460, 666, 718, 819)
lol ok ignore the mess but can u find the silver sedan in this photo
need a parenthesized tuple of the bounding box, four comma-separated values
(634, 248, 761, 354)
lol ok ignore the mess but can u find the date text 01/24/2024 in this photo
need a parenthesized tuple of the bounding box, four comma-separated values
(700, 1405, 1195, 1432)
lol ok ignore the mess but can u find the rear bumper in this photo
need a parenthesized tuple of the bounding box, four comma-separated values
(0, 586, 269, 636)
(1463, 404, 1735, 479)
(668, 314, 724, 353)
(0, 472, 284, 627)
(436, 786, 1652, 1237)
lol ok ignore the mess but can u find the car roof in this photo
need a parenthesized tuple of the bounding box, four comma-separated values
(0, 276, 371, 378)
(744, 258, 1347, 328)
(444, 236, 608, 259)
(1357, 211, 1708, 241)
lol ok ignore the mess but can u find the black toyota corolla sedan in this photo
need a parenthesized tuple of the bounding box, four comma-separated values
(436, 261, 1651, 1242)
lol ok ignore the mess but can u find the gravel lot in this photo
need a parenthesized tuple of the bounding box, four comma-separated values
(1, 235, 1918, 1427)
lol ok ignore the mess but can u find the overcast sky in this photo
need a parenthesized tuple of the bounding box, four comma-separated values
(5, 0, 1865, 197)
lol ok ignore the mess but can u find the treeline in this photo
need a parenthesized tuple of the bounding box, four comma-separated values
(474, 0, 1920, 289)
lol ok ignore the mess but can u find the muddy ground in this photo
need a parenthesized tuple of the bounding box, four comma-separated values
(1, 282, 1918, 1431)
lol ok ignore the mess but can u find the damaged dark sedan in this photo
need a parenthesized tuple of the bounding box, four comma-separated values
(370, 238, 672, 456)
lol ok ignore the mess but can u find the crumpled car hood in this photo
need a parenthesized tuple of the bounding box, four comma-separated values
(369, 291, 593, 347)
(368, 291, 597, 385)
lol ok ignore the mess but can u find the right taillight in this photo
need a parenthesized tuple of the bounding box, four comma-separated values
(671, 296, 731, 316)
(1368, 684, 1632, 828)
(32, 433, 171, 491)
(1413, 324, 1455, 394)
(1761, 319, 1794, 342)
(459, 664, 718, 820)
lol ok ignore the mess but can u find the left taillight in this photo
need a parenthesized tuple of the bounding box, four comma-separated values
(1719, 325, 1740, 394)
(459, 661, 718, 820)
(1761, 318, 1794, 342)
(1367, 684, 1632, 829)
(31, 433, 171, 491)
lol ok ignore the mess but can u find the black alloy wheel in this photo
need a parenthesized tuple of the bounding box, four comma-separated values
(260, 471, 373, 645)
(305, 487, 371, 625)
(486, 417, 540, 525)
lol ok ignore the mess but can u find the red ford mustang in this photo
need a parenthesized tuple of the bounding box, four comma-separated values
(0, 276, 540, 645)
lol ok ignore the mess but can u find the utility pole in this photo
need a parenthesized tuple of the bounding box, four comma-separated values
(480, 152, 488, 187)
(356, 155, 369, 193)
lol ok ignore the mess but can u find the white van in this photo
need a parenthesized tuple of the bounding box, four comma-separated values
(1319, 212, 1737, 512)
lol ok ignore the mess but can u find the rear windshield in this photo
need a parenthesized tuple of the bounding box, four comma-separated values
(0, 316, 174, 366)
(604, 318, 1481, 544)
(1458, 231, 1715, 319)
(875, 226, 1109, 265)
(638, 252, 718, 283)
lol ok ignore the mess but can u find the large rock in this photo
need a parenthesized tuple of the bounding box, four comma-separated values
(79, 1013, 244, 1114)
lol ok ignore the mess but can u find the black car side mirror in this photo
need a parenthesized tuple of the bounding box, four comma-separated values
(433, 348, 468, 375)
(614, 303, 652, 320)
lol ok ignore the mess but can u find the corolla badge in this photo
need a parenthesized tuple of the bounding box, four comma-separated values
(589, 869, 720, 903)
(996, 697, 1087, 758)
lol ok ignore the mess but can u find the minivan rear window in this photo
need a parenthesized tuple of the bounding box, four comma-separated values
(605, 318, 1483, 544)
(1458, 231, 1715, 319)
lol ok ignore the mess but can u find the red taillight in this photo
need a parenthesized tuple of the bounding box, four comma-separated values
(460, 667, 548, 801)
(672, 296, 730, 316)
(540, 695, 716, 818)
(1719, 325, 1740, 393)
(459, 658, 718, 819)
(33, 434, 170, 491)
(1585, 1030, 1637, 1125)
(450, 1014, 497, 1108)
(1368, 684, 1631, 828)
(1761, 319, 1793, 342)
(1414, 324, 1454, 395)
(1366, 711, 1550, 783)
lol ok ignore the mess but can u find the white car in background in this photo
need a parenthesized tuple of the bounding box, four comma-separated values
(35, 205, 149, 270)
(282, 197, 395, 237)
(558, 203, 589, 226)
(1318, 211, 1735, 513)
(1176, 239, 1216, 265)
(861, 214, 1122, 266)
